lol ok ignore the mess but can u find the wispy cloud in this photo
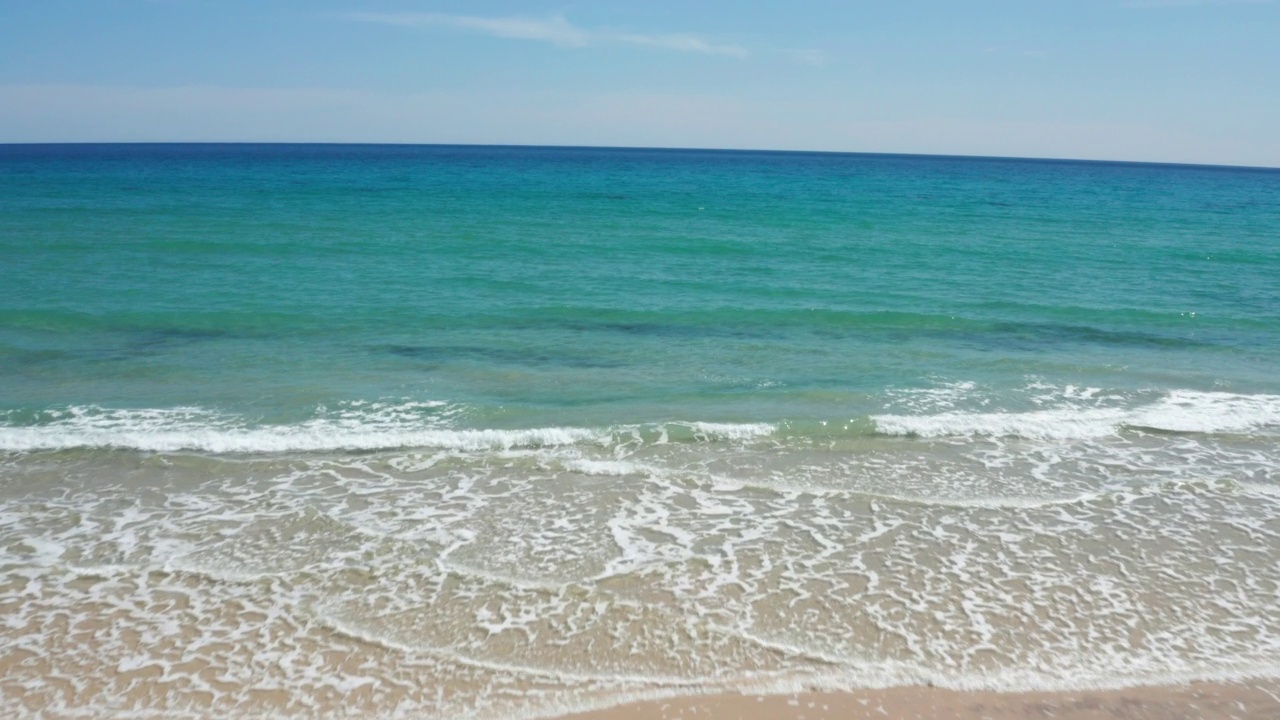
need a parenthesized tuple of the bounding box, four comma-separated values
(343, 12, 589, 45)
(341, 12, 748, 58)
(613, 32, 745, 57)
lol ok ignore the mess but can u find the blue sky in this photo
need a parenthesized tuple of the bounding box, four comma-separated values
(1, 1, 1277, 166)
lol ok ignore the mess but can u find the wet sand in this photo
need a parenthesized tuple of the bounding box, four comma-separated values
(561, 682, 1280, 720)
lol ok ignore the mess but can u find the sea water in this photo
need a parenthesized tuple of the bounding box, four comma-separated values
(1, 144, 1278, 718)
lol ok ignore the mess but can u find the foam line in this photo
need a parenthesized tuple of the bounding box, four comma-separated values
(0, 405, 778, 453)
(874, 390, 1280, 439)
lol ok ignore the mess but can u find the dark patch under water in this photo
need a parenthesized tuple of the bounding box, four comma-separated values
(380, 343, 626, 369)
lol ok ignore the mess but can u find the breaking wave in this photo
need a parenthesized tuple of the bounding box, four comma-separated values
(873, 390, 1280, 439)
(0, 403, 777, 454)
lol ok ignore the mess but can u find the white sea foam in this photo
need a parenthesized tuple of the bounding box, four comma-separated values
(10, 389, 1274, 454)
(561, 458, 651, 477)
(1130, 389, 1280, 433)
(4, 389, 1280, 718)
(874, 406, 1127, 440)
(0, 417, 599, 454)
(4, 442, 1280, 719)
(683, 421, 777, 442)
(0, 404, 779, 454)
(874, 389, 1280, 439)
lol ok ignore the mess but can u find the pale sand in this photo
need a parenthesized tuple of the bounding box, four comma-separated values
(560, 682, 1280, 720)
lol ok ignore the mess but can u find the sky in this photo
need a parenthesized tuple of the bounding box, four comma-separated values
(1, 0, 1277, 166)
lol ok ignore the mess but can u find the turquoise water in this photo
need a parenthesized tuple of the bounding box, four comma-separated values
(2, 144, 1280, 718)
(2, 145, 1277, 427)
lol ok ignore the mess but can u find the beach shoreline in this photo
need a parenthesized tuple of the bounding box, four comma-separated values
(4, 146, 1280, 719)
(556, 681, 1280, 720)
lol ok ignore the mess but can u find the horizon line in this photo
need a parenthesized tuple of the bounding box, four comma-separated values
(1, 141, 1276, 173)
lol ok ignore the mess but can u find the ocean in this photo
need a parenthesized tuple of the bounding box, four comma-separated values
(1, 143, 1278, 718)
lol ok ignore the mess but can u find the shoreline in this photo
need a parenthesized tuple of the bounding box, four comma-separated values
(556, 681, 1280, 720)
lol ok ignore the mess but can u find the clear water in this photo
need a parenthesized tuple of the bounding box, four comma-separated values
(1, 144, 1279, 718)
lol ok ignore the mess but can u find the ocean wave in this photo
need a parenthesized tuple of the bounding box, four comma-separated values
(0, 404, 778, 454)
(3, 389, 1277, 453)
(873, 389, 1280, 439)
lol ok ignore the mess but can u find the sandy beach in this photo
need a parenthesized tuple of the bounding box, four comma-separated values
(562, 682, 1280, 720)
